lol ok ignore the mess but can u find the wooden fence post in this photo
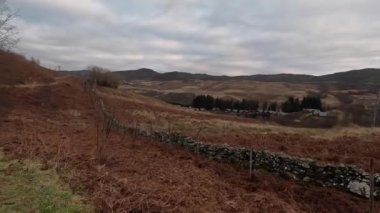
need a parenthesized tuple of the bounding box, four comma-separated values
(249, 149, 254, 181)
(373, 91, 380, 127)
(150, 122, 153, 135)
(369, 158, 374, 213)
(133, 122, 137, 139)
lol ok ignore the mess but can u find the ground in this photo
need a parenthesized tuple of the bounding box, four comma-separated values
(122, 79, 377, 110)
(0, 52, 378, 212)
(0, 158, 91, 212)
(100, 86, 380, 172)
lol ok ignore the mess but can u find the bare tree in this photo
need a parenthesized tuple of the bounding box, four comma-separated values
(87, 65, 122, 88)
(0, 0, 18, 51)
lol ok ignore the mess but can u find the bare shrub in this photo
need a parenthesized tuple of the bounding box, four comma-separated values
(96, 111, 115, 162)
(0, 0, 19, 50)
(87, 66, 121, 88)
(86, 85, 117, 162)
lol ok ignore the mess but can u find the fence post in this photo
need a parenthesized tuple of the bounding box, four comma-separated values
(373, 91, 380, 127)
(133, 122, 138, 139)
(369, 158, 374, 213)
(249, 149, 254, 181)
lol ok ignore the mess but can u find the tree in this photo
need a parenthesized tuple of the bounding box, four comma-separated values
(261, 102, 268, 112)
(204, 95, 215, 110)
(301, 96, 323, 110)
(233, 100, 241, 112)
(247, 100, 259, 111)
(225, 99, 234, 111)
(240, 99, 249, 111)
(192, 95, 206, 109)
(0, 0, 18, 51)
(215, 98, 228, 111)
(268, 102, 278, 112)
(282, 96, 301, 113)
(192, 95, 215, 110)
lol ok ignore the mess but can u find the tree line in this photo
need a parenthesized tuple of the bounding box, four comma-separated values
(192, 95, 323, 113)
(192, 95, 273, 112)
(281, 96, 323, 112)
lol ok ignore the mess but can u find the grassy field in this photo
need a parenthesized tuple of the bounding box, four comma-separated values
(0, 159, 91, 212)
(122, 79, 378, 109)
(99, 86, 380, 171)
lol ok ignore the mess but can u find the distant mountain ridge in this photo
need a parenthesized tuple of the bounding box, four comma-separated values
(63, 68, 380, 86)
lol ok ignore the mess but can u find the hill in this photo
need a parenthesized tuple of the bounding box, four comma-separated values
(153, 71, 227, 81)
(0, 51, 56, 85)
(67, 67, 380, 86)
(115, 68, 159, 80)
(0, 51, 378, 212)
(234, 73, 315, 83)
(317, 68, 380, 85)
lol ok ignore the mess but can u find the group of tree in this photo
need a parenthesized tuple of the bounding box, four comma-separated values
(192, 95, 278, 112)
(281, 96, 323, 113)
(192, 94, 324, 113)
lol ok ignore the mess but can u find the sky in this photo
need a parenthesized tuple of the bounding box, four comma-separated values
(8, 0, 380, 76)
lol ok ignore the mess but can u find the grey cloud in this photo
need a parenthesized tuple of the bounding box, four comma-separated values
(8, 0, 380, 75)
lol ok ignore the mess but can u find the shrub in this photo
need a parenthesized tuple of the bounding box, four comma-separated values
(87, 66, 121, 88)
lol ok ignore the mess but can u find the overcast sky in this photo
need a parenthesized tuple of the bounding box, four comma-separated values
(8, 0, 380, 75)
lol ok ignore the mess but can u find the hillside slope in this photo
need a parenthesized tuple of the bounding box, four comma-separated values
(115, 68, 159, 80)
(0, 52, 378, 211)
(318, 68, 380, 85)
(68, 67, 380, 86)
(0, 52, 56, 85)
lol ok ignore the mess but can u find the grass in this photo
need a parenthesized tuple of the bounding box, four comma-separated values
(0, 159, 92, 213)
(103, 86, 380, 139)
(128, 107, 380, 139)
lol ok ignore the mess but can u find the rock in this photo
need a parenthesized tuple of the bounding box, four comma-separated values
(300, 162, 310, 169)
(348, 181, 370, 198)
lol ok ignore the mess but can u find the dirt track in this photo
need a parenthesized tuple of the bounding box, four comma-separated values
(0, 76, 68, 89)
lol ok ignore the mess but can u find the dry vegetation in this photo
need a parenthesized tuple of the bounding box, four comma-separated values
(123, 79, 377, 108)
(0, 52, 379, 212)
(123, 79, 379, 127)
(99, 87, 380, 172)
(0, 97, 372, 212)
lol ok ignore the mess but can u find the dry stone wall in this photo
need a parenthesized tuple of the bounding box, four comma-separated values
(95, 93, 379, 199)
(145, 131, 379, 198)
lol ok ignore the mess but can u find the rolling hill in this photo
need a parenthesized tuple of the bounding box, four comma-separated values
(65, 67, 380, 86)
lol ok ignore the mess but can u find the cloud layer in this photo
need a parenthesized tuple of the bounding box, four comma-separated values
(9, 0, 380, 75)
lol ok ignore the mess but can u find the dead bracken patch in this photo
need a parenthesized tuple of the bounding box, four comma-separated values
(0, 53, 379, 212)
